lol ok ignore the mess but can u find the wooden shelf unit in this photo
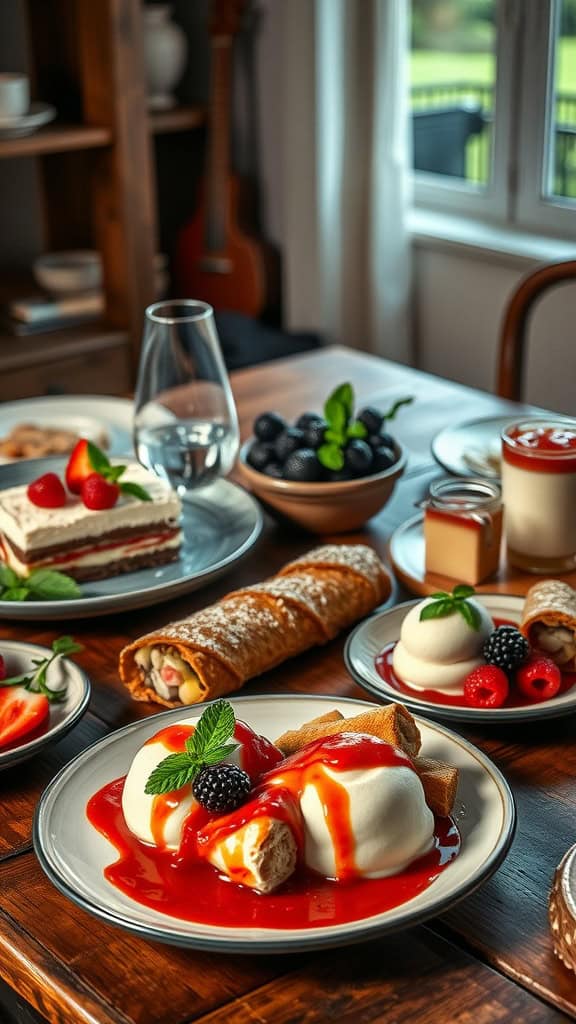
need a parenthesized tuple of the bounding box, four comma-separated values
(149, 105, 207, 136)
(0, 123, 112, 160)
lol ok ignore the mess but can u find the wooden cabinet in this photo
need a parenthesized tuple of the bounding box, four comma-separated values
(0, 0, 205, 400)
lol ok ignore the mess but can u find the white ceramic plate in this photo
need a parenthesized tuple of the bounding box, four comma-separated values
(0, 102, 56, 137)
(0, 394, 134, 464)
(345, 594, 576, 723)
(432, 413, 575, 479)
(33, 694, 515, 952)
(0, 640, 90, 770)
(0, 458, 263, 620)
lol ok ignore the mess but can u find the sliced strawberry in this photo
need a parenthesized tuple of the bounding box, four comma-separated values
(27, 472, 67, 509)
(81, 472, 120, 510)
(65, 439, 93, 494)
(0, 687, 50, 750)
(463, 664, 509, 709)
(515, 656, 561, 702)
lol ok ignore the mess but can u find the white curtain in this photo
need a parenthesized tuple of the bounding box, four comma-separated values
(281, 0, 413, 363)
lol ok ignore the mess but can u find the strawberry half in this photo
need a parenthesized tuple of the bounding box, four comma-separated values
(463, 664, 509, 709)
(0, 686, 50, 750)
(65, 439, 93, 494)
(80, 472, 120, 510)
(27, 472, 67, 509)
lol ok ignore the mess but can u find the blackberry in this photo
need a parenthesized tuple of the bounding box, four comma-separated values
(254, 412, 286, 443)
(372, 444, 397, 473)
(483, 626, 530, 673)
(358, 407, 383, 435)
(283, 448, 322, 482)
(344, 439, 373, 476)
(192, 763, 251, 813)
(246, 441, 275, 472)
(295, 412, 323, 431)
(274, 427, 305, 463)
(264, 461, 284, 479)
(303, 418, 327, 449)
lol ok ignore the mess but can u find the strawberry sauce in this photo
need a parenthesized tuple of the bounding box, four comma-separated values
(503, 424, 576, 473)
(86, 776, 460, 930)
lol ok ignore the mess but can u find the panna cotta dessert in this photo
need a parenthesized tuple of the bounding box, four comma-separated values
(501, 419, 576, 573)
(392, 594, 493, 693)
(424, 477, 503, 586)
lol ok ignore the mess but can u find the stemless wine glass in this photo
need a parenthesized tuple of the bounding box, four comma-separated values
(133, 300, 240, 493)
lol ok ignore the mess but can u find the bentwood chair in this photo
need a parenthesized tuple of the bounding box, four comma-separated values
(496, 258, 576, 400)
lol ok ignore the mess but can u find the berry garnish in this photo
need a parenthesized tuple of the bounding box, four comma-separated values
(274, 427, 305, 463)
(65, 440, 151, 502)
(80, 473, 120, 510)
(65, 439, 93, 494)
(192, 762, 251, 813)
(27, 472, 67, 509)
(357, 407, 384, 435)
(303, 419, 327, 449)
(295, 412, 323, 432)
(344, 439, 373, 476)
(254, 412, 286, 443)
(246, 441, 275, 472)
(515, 656, 561, 703)
(283, 449, 322, 482)
(372, 445, 397, 473)
(145, 699, 240, 796)
(483, 626, 530, 673)
(463, 665, 509, 708)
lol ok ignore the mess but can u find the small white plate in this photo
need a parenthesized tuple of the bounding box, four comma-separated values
(432, 413, 576, 480)
(345, 594, 576, 723)
(33, 694, 515, 952)
(0, 640, 90, 770)
(0, 102, 56, 137)
(0, 394, 134, 464)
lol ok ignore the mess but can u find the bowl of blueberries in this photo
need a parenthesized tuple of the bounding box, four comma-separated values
(237, 383, 411, 533)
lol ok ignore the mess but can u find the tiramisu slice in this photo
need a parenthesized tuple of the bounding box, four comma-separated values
(0, 463, 182, 582)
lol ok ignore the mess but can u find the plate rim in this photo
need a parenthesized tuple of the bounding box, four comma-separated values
(33, 693, 516, 953)
(344, 592, 576, 723)
(0, 639, 91, 769)
(0, 473, 263, 620)
(431, 412, 576, 478)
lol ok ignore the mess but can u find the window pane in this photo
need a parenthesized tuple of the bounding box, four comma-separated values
(547, 0, 576, 202)
(410, 0, 497, 186)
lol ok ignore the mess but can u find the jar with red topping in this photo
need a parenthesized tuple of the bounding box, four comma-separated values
(501, 418, 576, 573)
(423, 477, 502, 585)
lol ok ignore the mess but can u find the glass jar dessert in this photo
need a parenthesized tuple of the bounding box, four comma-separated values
(423, 477, 503, 585)
(501, 419, 576, 573)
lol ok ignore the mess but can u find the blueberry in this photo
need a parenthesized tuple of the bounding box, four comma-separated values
(344, 439, 373, 476)
(264, 461, 284, 479)
(254, 412, 286, 443)
(328, 468, 354, 482)
(372, 445, 397, 473)
(246, 441, 275, 472)
(295, 412, 323, 431)
(378, 431, 396, 450)
(274, 427, 305, 463)
(283, 449, 322, 482)
(358, 407, 383, 435)
(303, 418, 327, 449)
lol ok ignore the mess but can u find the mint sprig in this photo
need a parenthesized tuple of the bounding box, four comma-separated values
(317, 383, 413, 472)
(144, 699, 239, 796)
(87, 441, 151, 502)
(0, 635, 83, 703)
(419, 585, 482, 630)
(0, 565, 81, 602)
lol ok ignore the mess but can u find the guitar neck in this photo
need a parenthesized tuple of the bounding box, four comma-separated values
(205, 36, 233, 252)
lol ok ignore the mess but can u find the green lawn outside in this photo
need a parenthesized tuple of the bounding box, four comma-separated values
(411, 38, 576, 94)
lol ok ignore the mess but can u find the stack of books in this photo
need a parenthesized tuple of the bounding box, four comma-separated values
(1, 292, 104, 335)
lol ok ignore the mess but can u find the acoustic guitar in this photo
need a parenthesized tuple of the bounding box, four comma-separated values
(175, 0, 278, 318)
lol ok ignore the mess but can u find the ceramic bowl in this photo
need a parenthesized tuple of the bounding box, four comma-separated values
(33, 250, 102, 295)
(237, 439, 406, 533)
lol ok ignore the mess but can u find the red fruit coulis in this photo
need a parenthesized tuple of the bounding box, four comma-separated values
(86, 725, 460, 930)
(503, 425, 576, 473)
(376, 618, 576, 709)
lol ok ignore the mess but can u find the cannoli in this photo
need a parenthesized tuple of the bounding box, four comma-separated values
(274, 703, 422, 760)
(520, 580, 576, 670)
(119, 544, 390, 707)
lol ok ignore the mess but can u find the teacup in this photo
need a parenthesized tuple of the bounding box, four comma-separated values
(0, 73, 30, 120)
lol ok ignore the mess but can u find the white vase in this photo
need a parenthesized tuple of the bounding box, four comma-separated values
(143, 4, 187, 111)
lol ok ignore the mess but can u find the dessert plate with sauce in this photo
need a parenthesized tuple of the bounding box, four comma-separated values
(345, 594, 576, 723)
(33, 694, 515, 953)
(0, 640, 91, 770)
(0, 456, 263, 620)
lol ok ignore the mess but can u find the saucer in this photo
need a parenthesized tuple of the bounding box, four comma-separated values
(0, 103, 56, 138)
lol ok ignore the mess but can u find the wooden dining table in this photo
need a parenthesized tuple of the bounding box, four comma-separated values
(2, 344, 576, 1024)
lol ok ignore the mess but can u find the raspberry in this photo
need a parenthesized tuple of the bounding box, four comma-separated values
(515, 656, 561, 702)
(463, 665, 509, 709)
(27, 472, 67, 509)
(482, 626, 530, 673)
(192, 763, 251, 813)
(80, 472, 119, 510)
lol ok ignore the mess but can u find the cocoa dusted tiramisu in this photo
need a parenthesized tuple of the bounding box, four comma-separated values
(0, 461, 182, 583)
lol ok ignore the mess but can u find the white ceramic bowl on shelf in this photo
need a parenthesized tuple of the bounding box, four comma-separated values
(33, 250, 102, 296)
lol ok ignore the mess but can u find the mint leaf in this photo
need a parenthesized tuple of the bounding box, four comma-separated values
(317, 443, 345, 472)
(0, 566, 19, 589)
(189, 698, 236, 758)
(346, 419, 368, 440)
(430, 591, 450, 599)
(27, 570, 81, 600)
(381, 396, 414, 421)
(2, 586, 30, 601)
(419, 599, 455, 621)
(105, 465, 126, 484)
(87, 441, 112, 475)
(324, 428, 345, 445)
(324, 396, 347, 433)
(0, 634, 82, 701)
(120, 481, 152, 502)
(52, 636, 83, 656)
(458, 600, 482, 631)
(331, 383, 354, 419)
(199, 742, 240, 766)
(144, 753, 196, 795)
(453, 584, 476, 599)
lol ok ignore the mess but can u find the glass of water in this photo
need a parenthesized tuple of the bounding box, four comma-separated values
(134, 300, 240, 493)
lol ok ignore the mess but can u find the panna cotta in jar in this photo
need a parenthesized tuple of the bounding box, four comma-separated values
(501, 419, 576, 573)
